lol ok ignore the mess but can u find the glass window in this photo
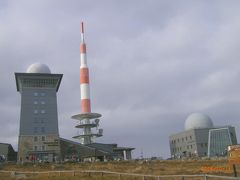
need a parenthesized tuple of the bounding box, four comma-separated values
(34, 136, 38, 142)
(34, 127, 38, 133)
(42, 146, 45, 151)
(34, 146, 37, 151)
(41, 110, 46, 114)
(41, 118, 45, 123)
(41, 127, 45, 133)
(34, 110, 38, 114)
(34, 101, 38, 105)
(41, 92, 46, 96)
(41, 101, 45, 105)
(34, 92, 38, 96)
(42, 136, 45, 141)
(34, 118, 38, 123)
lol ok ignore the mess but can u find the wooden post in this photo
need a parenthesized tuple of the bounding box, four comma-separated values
(233, 164, 238, 177)
(59, 171, 61, 176)
(143, 176, 146, 180)
(158, 176, 161, 180)
(181, 176, 184, 180)
(72, 170, 75, 176)
(88, 172, 91, 179)
(119, 174, 121, 180)
(204, 175, 208, 180)
(101, 172, 103, 180)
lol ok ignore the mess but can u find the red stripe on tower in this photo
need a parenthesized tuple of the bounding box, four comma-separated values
(80, 22, 91, 113)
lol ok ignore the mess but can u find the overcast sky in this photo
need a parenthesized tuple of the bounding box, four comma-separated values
(1, 0, 240, 158)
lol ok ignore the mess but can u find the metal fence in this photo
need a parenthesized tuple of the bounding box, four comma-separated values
(1, 170, 240, 180)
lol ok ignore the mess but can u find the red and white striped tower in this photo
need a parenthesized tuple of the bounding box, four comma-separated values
(72, 22, 103, 145)
(80, 22, 91, 113)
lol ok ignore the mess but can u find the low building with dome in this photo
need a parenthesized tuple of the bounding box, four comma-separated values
(169, 113, 237, 158)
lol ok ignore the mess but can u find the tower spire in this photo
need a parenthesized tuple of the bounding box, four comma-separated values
(81, 22, 85, 42)
(72, 22, 103, 144)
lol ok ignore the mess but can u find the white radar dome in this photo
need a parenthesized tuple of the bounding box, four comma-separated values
(26, 63, 51, 74)
(184, 113, 214, 130)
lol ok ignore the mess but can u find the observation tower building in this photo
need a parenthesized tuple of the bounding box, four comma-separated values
(15, 63, 62, 162)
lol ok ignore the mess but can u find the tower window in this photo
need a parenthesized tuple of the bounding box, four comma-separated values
(41, 93, 46, 96)
(34, 136, 38, 142)
(34, 118, 38, 123)
(42, 136, 45, 141)
(41, 110, 46, 114)
(41, 118, 45, 123)
(41, 127, 45, 133)
(34, 92, 38, 96)
(34, 110, 38, 114)
(34, 101, 38, 105)
(34, 127, 38, 133)
(41, 101, 45, 105)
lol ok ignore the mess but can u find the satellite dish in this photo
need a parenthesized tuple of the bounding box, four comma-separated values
(98, 129, 103, 135)
(95, 119, 100, 124)
(95, 119, 100, 126)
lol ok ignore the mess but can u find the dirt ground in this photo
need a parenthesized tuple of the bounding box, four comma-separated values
(0, 159, 239, 179)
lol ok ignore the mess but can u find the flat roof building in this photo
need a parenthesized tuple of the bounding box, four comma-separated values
(169, 113, 237, 158)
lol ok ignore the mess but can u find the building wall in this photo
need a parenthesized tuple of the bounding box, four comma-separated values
(208, 126, 237, 157)
(169, 129, 210, 158)
(169, 126, 238, 158)
(194, 129, 210, 156)
(0, 143, 17, 161)
(18, 134, 60, 162)
(16, 74, 62, 162)
(19, 88, 59, 135)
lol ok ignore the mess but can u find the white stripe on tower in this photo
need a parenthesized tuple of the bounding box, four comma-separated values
(80, 22, 91, 113)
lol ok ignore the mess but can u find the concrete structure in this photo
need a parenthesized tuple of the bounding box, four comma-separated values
(14, 23, 134, 162)
(0, 143, 17, 162)
(208, 127, 237, 157)
(169, 113, 237, 158)
(15, 63, 62, 162)
(72, 22, 103, 145)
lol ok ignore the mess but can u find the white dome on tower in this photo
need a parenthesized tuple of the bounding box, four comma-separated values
(26, 63, 51, 74)
(184, 113, 214, 130)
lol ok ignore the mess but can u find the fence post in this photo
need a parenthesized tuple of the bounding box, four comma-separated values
(119, 174, 121, 180)
(233, 164, 238, 177)
(88, 172, 91, 178)
(158, 176, 161, 180)
(72, 170, 75, 176)
(59, 171, 61, 176)
(181, 176, 184, 180)
(204, 175, 208, 180)
(143, 176, 146, 180)
(101, 172, 103, 180)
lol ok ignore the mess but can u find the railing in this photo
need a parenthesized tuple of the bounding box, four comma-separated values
(1, 170, 240, 179)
